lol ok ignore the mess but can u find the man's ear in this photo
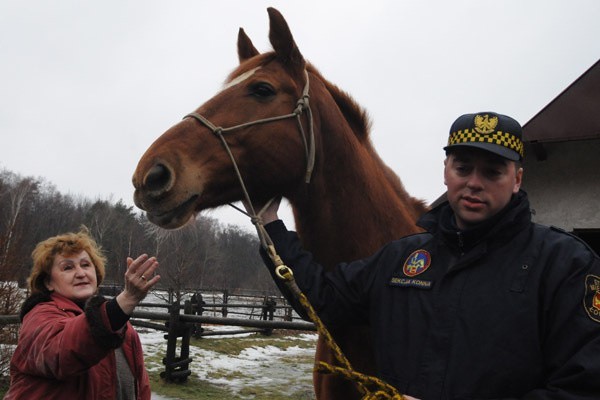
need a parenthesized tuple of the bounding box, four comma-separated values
(443, 158, 449, 186)
(513, 167, 523, 193)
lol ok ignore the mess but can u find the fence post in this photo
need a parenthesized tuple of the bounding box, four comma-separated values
(284, 302, 293, 321)
(221, 289, 228, 317)
(261, 296, 276, 336)
(161, 300, 193, 383)
(188, 292, 205, 338)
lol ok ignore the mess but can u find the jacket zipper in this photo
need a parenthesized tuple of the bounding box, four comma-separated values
(456, 231, 465, 256)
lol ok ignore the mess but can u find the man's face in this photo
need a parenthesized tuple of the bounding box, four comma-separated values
(444, 148, 523, 230)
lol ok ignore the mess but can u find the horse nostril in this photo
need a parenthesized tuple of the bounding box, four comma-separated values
(144, 163, 171, 193)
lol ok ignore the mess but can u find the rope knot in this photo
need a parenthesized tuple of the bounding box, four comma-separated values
(294, 95, 310, 114)
(250, 215, 262, 226)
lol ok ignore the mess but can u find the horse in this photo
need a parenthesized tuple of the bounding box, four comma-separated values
(132, 7, 427, 400)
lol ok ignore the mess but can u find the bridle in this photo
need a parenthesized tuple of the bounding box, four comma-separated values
(185, 70, 406, 399)
(184, 70, 315, 247)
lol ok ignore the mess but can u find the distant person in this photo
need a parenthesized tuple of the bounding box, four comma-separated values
(4, 228, 160, 399)
(254, 112, 600, 399)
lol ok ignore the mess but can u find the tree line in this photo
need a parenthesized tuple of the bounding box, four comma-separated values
(0, 167, 280, 303)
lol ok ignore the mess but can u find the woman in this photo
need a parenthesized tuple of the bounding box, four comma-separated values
(4, 229, 160, 399)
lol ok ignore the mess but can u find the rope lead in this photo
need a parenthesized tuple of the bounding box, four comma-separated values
(275, 264, 406, 400)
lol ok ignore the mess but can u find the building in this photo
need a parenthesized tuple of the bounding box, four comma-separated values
(522, 59, 600, 253)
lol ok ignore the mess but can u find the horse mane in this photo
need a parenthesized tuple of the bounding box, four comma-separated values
(306, 64, 429, 217)
(227, 55, 429, 217)
(228, 55, 371, 143)
(305, 64, 372, 144)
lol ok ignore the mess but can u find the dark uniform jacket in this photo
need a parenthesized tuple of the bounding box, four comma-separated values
(262, 191, 600, 399)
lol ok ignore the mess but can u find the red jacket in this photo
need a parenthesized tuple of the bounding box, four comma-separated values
(5, 293, 151, 399)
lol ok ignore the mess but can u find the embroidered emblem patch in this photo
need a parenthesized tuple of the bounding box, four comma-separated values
(584, 274, 600, 323)
(389, 277, 433, 290)
(474, 114, 498, 134)
(403, 249, 431, 277)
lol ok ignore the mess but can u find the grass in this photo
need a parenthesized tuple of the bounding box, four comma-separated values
(0, 330, 317, 399)
(150, 375, 315, 400)
(192, 331, 315, 354)
(149, 374, 237, 399)
(148, 330, 317, 400)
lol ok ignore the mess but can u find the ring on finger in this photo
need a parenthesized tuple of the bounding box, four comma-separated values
(141, 275, 146, 280)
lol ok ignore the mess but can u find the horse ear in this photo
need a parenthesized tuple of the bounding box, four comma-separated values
(237, 28, 259, 63)
(267, 7, 305, 72)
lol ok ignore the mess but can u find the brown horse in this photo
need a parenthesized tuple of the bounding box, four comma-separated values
(133, 7, 427, 400)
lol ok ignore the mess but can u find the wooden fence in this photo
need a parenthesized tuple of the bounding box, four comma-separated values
(1, 289, 316, 384)
(130, 293, 315, 382)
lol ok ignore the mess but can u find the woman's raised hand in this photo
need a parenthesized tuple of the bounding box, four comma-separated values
(116, 254, 160, 315)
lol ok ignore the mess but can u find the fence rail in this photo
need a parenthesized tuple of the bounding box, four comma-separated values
(1, 290, 316, 384)
(135, 295, 316, 383)
(132, 310, 315, 331)
(0, 315, 19, 325)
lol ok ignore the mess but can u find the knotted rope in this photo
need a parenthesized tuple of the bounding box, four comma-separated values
(232, 201, 405, 399)
(260, 239, 405, 400)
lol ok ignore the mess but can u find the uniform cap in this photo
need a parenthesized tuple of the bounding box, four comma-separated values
(444, 112, 524, 161)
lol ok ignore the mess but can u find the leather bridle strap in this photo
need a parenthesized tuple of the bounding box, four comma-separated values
(183, 70, 314, 250)
(184, 69, 314, 184)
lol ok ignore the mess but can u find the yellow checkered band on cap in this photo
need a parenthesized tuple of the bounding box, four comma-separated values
(448, 129, 524, 158)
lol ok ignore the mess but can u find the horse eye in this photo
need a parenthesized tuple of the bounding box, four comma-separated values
(250, 82, 276, 98)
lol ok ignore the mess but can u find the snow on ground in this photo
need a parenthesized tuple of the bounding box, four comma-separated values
(138, 326, 317, 399)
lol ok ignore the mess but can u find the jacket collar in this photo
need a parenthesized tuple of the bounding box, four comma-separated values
(418, 190, 532, 251)
(50, 292, 86, 312)
(20, 291, 84, 321)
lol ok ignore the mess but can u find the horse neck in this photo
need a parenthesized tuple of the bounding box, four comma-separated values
(289, 113, 423, 268)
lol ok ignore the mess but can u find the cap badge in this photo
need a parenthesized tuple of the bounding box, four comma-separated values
(474, 114, 498, 134)
(403, 249, 431, 277)
(584, 274, 600, 323)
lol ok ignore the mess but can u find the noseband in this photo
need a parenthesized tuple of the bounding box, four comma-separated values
(184, 70, 314, 246)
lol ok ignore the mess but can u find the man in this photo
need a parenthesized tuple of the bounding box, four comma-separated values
(258, 112, 600, 399)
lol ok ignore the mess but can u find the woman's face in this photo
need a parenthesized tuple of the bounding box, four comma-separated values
(45, 250, 98, 301)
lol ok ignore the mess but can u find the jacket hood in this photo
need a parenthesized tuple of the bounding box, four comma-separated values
(20, 292, 85, 321)
(19, 292, 52, 321)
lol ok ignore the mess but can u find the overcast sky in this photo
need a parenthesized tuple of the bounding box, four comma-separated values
(1, 1, 599, 232)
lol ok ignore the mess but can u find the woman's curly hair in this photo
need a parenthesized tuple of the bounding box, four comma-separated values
(27, 227, 107, 294)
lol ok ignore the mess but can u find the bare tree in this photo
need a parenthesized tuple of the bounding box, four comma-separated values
(0, 166, 277, 307)
(0, 175, 38, 280)
(143, 216, 223, 302)
(0, 280, 25, 380)
(214, 225, 278, 293)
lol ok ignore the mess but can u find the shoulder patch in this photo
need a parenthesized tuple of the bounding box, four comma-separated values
(584, 274, 600, 323)
(403, 249, 431, 277)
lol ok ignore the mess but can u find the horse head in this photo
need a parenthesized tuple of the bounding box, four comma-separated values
(133, 8, 314, 229)
(133, 7, 427, 400)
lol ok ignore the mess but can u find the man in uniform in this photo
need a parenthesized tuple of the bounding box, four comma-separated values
(257, 111, 600, 399)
